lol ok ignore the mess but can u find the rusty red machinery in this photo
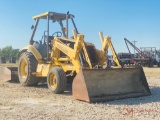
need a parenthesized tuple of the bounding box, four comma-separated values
(124, 38, 160, 67)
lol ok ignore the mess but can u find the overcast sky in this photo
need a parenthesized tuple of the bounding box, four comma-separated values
(0, 0, 160, 54)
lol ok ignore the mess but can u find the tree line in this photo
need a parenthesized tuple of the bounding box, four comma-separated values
(0, 46, 20, 60)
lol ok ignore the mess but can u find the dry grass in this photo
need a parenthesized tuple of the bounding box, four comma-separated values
(143, 67, 160, 78)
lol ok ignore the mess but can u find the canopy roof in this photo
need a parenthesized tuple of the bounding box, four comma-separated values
(32, 12, 74, 21)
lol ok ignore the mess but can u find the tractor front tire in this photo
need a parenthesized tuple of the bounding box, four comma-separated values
(47, 67, 67, 94)
(18, 52, 39, 86)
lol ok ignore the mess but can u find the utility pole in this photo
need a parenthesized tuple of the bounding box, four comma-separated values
(132, 40, 137, 54)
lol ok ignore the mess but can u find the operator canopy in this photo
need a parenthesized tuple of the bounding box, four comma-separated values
(32, 12, 75, 22)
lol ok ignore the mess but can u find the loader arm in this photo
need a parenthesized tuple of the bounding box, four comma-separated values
(99, 32, 121, 68)
(51, 33, 92, 73)
(71, 30, 93, 69)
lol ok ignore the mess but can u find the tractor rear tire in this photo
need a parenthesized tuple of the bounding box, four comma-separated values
(47, 67, 67, 94)
(18, 52, 40, 86)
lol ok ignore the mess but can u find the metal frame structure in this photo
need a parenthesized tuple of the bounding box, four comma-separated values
(140, 47, 157, 59)
(124, 38, 159, 67)
(124, 38, 148, 58)
(29, 12, 77, 60)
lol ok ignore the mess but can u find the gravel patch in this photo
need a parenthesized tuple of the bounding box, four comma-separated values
(0, 66, 160, 120)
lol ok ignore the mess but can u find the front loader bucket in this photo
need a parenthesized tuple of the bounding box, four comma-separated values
(72, 67, 150, 103)
(0, 66, 18, 81)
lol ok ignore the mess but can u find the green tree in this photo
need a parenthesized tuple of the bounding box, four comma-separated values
(11, 49, 20, 59)
(0, 46, 13, 58)
(0, 46, 20, 60)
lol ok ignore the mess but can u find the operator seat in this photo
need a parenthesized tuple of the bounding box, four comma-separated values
(33, 35, 54, 59)
(33, 41, 48, 58)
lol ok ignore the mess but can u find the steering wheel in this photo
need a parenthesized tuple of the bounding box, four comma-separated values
(52, 31, 62, 37)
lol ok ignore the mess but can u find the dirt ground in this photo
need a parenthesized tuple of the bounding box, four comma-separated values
(0, 66, 160, 120)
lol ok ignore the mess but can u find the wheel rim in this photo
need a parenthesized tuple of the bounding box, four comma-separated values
(49, 73, 57, 88)
(20, 59, 28, 78)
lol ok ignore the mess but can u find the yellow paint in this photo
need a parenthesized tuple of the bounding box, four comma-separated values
(72, 30, 77, 40)
(99, 32, 121, 68)
(22, 30, 121, 78)
(49, 73, 57, 88)
(36, 64, 55, 77)
(21, 45, 42, 60)
(51, 34, 84, 73)
(32, 12, 49, 20)
(20, 59, 27, 78)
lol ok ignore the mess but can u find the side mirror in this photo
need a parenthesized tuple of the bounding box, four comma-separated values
(31, 25, 34, 29)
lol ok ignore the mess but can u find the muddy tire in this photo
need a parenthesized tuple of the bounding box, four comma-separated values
(47, 67, 67, 94)
(18, 52, 40, 86)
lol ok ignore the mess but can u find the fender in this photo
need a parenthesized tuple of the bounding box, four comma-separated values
(21, 45, 42, 60)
